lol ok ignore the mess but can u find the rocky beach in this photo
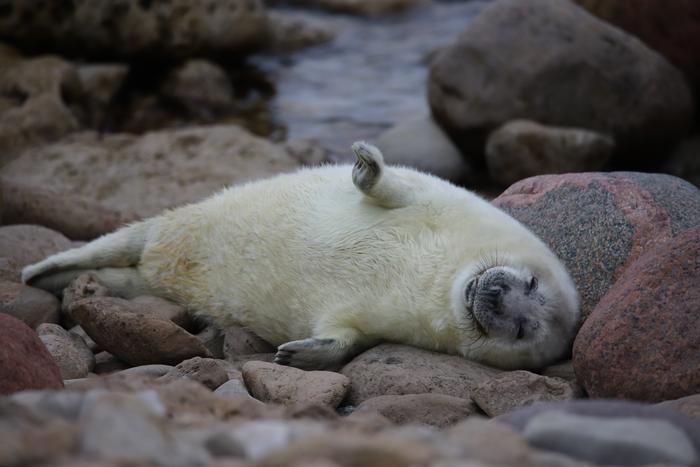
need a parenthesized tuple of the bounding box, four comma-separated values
(1, 0, 699, 466)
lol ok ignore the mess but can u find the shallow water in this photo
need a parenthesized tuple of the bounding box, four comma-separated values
(254, 0, 488, 160)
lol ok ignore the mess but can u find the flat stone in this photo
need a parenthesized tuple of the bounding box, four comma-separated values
(242, 361, 349, 408)
(341, 344, 502, 405)
(573, 227, 700, 401)
(70, 296, 210, 366)
(471, 371, 579, 417)
(115, 364, 175, 378)
(38, 323, 95, 380)
(522, 410, 698, 466)
(0, 280, 60, 328)
(355, 393, 476, 428)
(0, 313, 63, 395)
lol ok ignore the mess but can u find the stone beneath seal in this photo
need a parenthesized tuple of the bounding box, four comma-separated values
(493, 172, 700, 319)
(70, 296, 211, 366)
(428, 0, 693, 165)
(0, 314, 63, 394)
(242, 361, 349, 408)
(341, 344, 502, 405)
(573, 227, 700, 402)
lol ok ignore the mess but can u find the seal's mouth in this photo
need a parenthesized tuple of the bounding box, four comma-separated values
(465, 276, 488, 337)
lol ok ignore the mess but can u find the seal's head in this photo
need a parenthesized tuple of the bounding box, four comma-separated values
(451, 255, 580, 370)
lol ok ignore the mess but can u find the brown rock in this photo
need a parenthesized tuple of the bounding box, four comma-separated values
(62, 274, 111, 317)
(128, 295, 194, 330)
(159, 357, 230, 390)
(37, 323, 95, 380)
(485, 120, 614, 186)
(493, 172, 700, 319)
(471, 371, 579, 417)
(341, 344, 502, 405)
(224, 325, 275, 358)
(70, 296, 211, 366)
(428, 0, 693, 165)
(575, 0, 700, 99)
(2, 125, 301, 218)
(0, 178, 137, 241)
(243, 361, 349, 408)
(573, 227, 700, 402)
(0, 224, 71, 272)
(0, 313, 63, 394)
(0, 0, 268, 61)
(0, 280, 60, 328)
(355, 393, 476, 428)
(657, 395, 700, 420)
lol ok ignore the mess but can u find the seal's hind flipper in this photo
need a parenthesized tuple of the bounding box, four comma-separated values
(351, 141, 415, 208)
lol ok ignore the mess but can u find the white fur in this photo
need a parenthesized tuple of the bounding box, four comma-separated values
(23, 150, 580, 369)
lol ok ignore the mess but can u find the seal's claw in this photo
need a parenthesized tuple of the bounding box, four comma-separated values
(352, 141, 383, 191)
(274, 338, 340, 371)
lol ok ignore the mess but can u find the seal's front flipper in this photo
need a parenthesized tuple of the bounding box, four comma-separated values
(351, 141, 415, 209)
(274, 328, 375, 371)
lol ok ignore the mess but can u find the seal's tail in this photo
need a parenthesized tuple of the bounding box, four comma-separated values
(21, 222, 151, 294)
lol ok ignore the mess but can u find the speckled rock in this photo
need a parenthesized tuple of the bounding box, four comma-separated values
(485, 120, 614, 186)
(0, 280, 60, 328)
(341, 344, 502, 405)
(355, 393, 476, 428)
(0, 224, 71, 276)
(128, 295, 194, 330)
(62, 274, 111, 317)
(159, 357, 229, 390)
(376, 113, 473, 184)
(657, 395, 700, 420)
(471, 371, 579, 417)
(493, 172, 700, 319)
(2, 125, 301, 218)
(70, 296, 211, 366)
(575, 0, 700, 98)
(37, 323, 95, 380)
(243, 361, 349, 408)
(0, 0, 268, 61)
(0, 313, 63, 394)
(428, 0, 694, 166)
(573, 227, 700, 402)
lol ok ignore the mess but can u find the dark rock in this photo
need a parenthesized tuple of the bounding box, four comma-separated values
(485, 120, 614, 186)
(573, 227, 700, 402)
(0, 280, 60, 328)
(493, 172, 700, 319)
(341, 344, 502, 405)
(160, 59, 234, 118)
(0, 0, 269, 61)
(428, 0, 694, 166)
(223, 325, 275, 358)
(0, 313, 63, 394)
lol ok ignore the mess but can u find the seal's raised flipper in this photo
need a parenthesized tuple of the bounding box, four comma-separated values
(351, 141, 415, 208)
